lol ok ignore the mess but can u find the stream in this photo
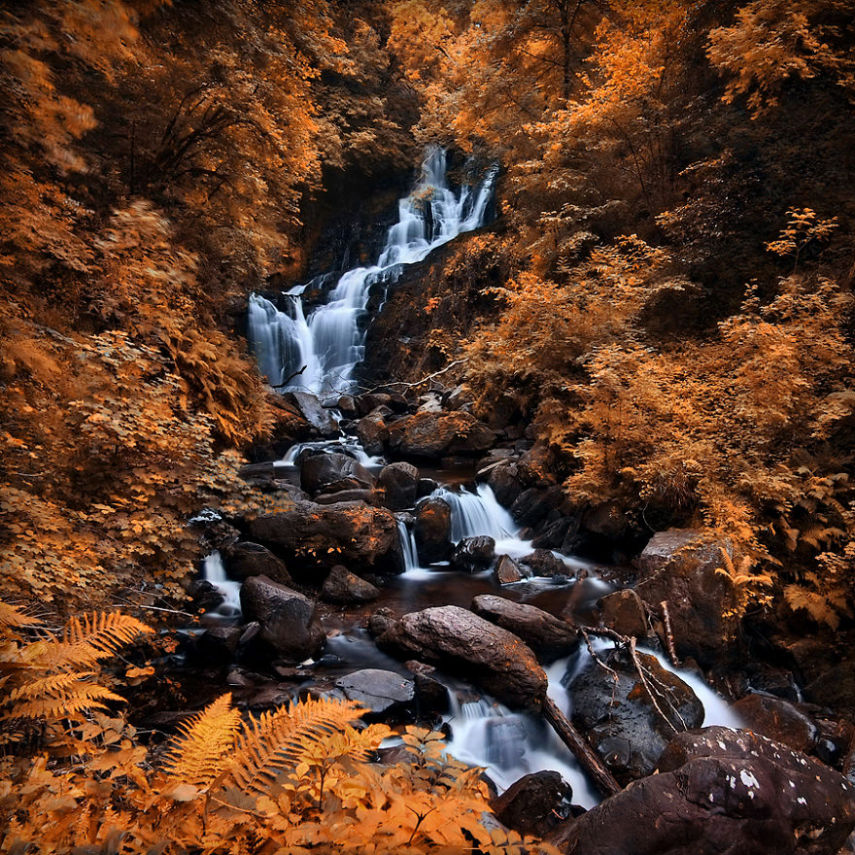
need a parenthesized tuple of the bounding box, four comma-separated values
(199, 147, 740, 809)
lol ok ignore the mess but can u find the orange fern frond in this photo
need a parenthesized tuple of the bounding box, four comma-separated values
(162, 693, 242, 792)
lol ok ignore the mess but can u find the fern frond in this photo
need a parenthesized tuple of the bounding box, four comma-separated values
(4, 682, 125, 721)
(7, 669, 97, 703)
(163, 693, 241, 790)
(226, 697, 366, 796)
(62, 612, 153, 653)
(0, 601, 39, 632)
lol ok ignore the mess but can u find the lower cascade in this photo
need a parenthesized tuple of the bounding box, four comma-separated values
(247, 146, 498, 397)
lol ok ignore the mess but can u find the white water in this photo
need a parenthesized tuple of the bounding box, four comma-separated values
(444, 691, 599, 808)
(202, 551, 242, 618)
(397, 518, 420, 573)
(248, 147, 498, 396)
(279, 437, 384, 469)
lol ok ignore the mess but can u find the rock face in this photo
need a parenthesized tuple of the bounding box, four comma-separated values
(227, 542, 292, 585)
(389, 411, 496, 459)
(492, 771, 573, 839)
(378, 462, 420, 510)
(569, 646, 704, 784)
(335, 669, 415, 716)
(450, 536, 496, 573)
(248, 501, 401, 574)
(320, 565, 380, 604)
(634, 529, 740, 666)
(376, 605, 547, 710)
(414, 497, 452, 562)
(300, 452, 375, 497)
(239, 575, 324, 662)
(549, 726, 855, 855)
(472, 595, 579, 663)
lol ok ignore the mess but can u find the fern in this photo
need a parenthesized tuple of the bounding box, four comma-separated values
(163, 693, 242, 792)
(225, 697, 367, 796)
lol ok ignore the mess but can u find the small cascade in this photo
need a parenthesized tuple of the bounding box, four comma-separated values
(397, 518, 420, 573)
(202, 551, 242, 618)
(248, 147, 498, 396)
(279, 437, 384, 468)
(431, 484, 518, 542)
(443, 689, 598, 808)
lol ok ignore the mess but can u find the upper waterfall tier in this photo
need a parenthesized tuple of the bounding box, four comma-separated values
(248, 147, 498, 397)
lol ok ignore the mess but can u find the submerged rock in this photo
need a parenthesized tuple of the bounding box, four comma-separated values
(569, 646, 704, 784)
(376, 605, 547, 711)
(472, 595, 578, 663)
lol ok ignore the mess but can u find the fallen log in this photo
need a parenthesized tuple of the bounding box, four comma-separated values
(542, 694, 621, 798)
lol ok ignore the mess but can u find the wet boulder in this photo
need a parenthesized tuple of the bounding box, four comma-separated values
(450, 536, 496, 573)
(189, 579, 225, 614)
(300, 452, 375, 497)
(355, 412, 389, 456)
(472, 595, 579, 663)
(598, 589, 648, 638)
(388, 411, 496, 459)
(414, 497, 453, 562)
(511, 486, 563, 527)
(732, 693, 817, 753)
(487, 460, 534, 508)
(320, 565, 380, 604)
(285, 390, 338, 436)
(492, 771, 573, 839)
(634, 529, 740, 667)
(378, 462, 420, 510)
(520, 549, 568, 578)
(227, 542, 292, 585)
(549, 726, 855, 855)
(494, 554, 526, 584)
(376, 605, 548, 711)
(239, 575, 324, 663)
(248, 501, 401, 575)
(335, 668, 415, 717)
(569, 646, 704, 784)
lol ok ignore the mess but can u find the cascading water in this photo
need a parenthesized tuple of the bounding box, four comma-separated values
(248, 147, 498, 396)
(432, 484, 518, 542)
(202, 551, 242, 618)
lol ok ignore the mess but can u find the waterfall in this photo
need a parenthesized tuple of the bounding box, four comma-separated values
(398, 518, 420, 573)
(248, 147, 498, 396)
(202, 551, 242, 618)
(432, 484, 519, 542)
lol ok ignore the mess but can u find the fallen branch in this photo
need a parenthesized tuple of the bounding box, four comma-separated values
(360, 359, 465, 394)
(542, 694, 621, 798)
(272, 365, 307, 389)
(660, 600, 680, 667)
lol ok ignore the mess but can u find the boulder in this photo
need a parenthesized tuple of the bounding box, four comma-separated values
(378, 462, 420, 510)
(239, 575, 324, 662)
(549, 726, 855, 855)
(487, 460, 533, 508)
(389, 411, 496, 459)
(248, 501, 401, 574)
(511, 486, 563, 527)
(599, 589, 648, 638)
(532, 517, 575, 550)
(355, 393, 392, 417)
(494, 554, 526, 584)
(414, 497, 453, 563)
(227, 542, 292, 585)
(335, 669, 415, 716)
(195, 625, 241, 664)
(285, 390, 338, 435)
(450, 536, 496, 573)
(189, 579, 224, 613)
(634, 529, 740, 667)
(569, 646, 704, 784)
(314, 488, 377, 505)
(492, 771, 573, 839)
(417, 477, 438, 498)
(472, 595, 579, 663)
(355, 412, 389, 456)
(376, 605, 548, 710)
(300, 452, 375, 497)
(732, 693, 817, 753)
(336, 395, 359, 418)
(520, 549, 568, 578)
(320, 565, 380, 604)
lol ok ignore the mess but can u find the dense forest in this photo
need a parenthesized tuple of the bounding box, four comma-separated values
(3, 1, 855, 853)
